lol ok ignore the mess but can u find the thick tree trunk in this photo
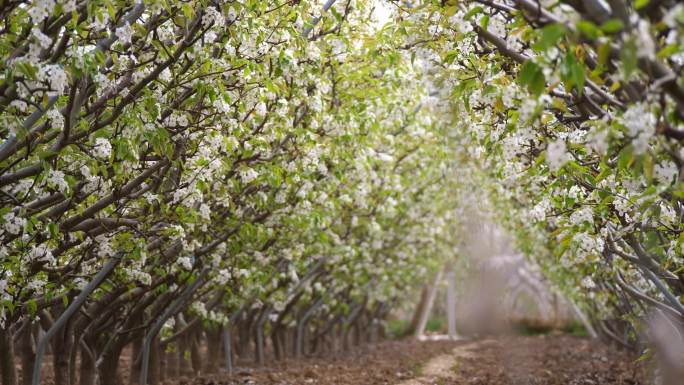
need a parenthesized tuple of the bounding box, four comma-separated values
(0, 326, 16, 385)
(68, 336, 78, 385)
(19, 324, 35, 385)
(97, 346, 124, 385)
(148, 337, 160, 385)
(51, 320, 72, 385)
(78, 343, 96, 385)
(130, 337, 142, 385)
(158, 347, 166, 383)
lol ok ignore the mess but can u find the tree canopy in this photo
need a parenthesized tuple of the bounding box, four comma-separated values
(0, 0, 683, 383)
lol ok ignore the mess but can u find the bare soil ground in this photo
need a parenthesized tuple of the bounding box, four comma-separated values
(175, 334, 650, 385)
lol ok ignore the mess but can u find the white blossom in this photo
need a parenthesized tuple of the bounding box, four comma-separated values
(61, 0, 76, 12)
(240, 168, 259, 183)
(47, 169, 69, 193)
(93, 137, 112, 159)
(199, 203, 211, 220)
(95, 235, 115, 258)
(37, 65, 69, 95)
(177, 256, 193, 270)
(255, 102, 267, 117)
(47, 108, 64, 129)
(28, 0, 55, 23)
(654, 161, 678, 184)
(546, 139, 571, 171)
(202, 6, 224, 28)
(622, 103, 655, 155)
(569, 206, 594, 226)
(634, 20, 656, 60)
(2, 212, 26, 235)
(32, 28, 53, 50)
(29, 243, 55, 264)
(115, 23, 134, 45)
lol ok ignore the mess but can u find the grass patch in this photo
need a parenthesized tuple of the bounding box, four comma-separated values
(513, 323, 553, 336)
(412, 362, 424, 376)
(386, 319, 412, 338)
(385, 316, 448, 338)
(426, 316, 445, 333)
(562, 320, 589, 337)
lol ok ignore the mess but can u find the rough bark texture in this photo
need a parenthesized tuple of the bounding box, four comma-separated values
(19, 325, 35, 385)
(78, 343, 96, 385)
(51, 320, 72, 385)
(148, 337, 160, 385)
(0, 327, 16, 385)
(97, 345, 124, 385)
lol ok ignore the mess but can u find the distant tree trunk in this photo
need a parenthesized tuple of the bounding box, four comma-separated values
(446, 270, 458, 338)
(222, 326, 233, 374)
(0, 326, 16, 385)
(253, 308, 270, 366)
(271, 330, 281, 361)
(190, 333, 202, 375)
(178, 335, 193, 376)
(414, 270, 443, 338)
(408, 285, 430, 335)
(296, 299, 323, 358)
(166, 349, 178, 379)
(237, 311, 254, 360)
(253, 324, 264, 365)
(352, 320, 361, 346)
(205, 327, 220, 373)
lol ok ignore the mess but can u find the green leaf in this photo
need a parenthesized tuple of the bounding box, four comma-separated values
(444, 50, 459, 64)
(576, 21, 600, 40)
(620, 40, 638, 79)
(560, 52, 585, 95)
(463, 6, 483, 20)
(571, 58, 585, 92)
(634, 0, 650, 10)
(27, 299, 37, 316)
(48, 223, 59, 239)
(445, 6, 458, 17)
(518, 60, 546, 96)
(479, 14, 490, 30)
(182, 3, 194, 19)
(657, 44, 680, 60)
(642, 153, 654, 182)
(617, 145, 634, 171)
(600, 19, 624, 34)
(533, 23, 566, 52)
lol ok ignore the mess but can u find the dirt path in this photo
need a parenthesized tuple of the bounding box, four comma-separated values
(400, 335, 646, 385)
(178, 335, 649, 385)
